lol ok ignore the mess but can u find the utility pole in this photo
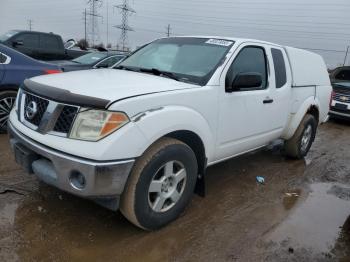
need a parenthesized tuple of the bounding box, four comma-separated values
(84, 9, 87, 43)
(343, 46, 349, 66)
(86, 0, 103, 47)
(28, 19, 33, 31)
(166, 24, 171, 37)
(114, 0, 135, 51)
(106, 1, 109, 47)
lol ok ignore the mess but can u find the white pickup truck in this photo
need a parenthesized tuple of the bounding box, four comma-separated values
(8, 37, 331, 230)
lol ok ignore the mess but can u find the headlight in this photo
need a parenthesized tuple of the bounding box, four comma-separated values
(69, 109, 129, 141)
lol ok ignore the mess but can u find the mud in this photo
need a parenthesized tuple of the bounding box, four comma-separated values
(0, 119, 350, 261)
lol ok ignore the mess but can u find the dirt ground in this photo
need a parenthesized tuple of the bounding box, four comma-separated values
(0, 120, 349, 262)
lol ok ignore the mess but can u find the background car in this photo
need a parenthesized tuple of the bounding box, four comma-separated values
(0, 44, 61, 132)
(0, 30, 89, 61)
(50, 52, 126, 72)
(329, 66, 350, 83)
(329, 81, 350, 120)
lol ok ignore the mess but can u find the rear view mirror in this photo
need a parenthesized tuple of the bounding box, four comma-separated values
(228, 72, 262, 92)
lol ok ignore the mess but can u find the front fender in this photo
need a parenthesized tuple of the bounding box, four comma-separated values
(132, 106, 215, 161)
(281, 96, 320, 140)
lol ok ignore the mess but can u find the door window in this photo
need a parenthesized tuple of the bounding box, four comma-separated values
(0, 54, 6, 63)
(14, 34, 39, 48)
(226, 46, 267, 90)
(40, 35, 60, 50)
(0, 53, 10, 64)
(271, 48, 287, 88)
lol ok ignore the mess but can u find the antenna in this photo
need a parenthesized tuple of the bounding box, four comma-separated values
(114, 0, 135, 51)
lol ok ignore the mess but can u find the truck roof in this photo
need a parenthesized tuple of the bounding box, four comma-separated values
(11, 30, 61, 37)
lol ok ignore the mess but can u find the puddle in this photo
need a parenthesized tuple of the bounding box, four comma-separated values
(283, 189, 301, 210)
(267, 183, 350, 254)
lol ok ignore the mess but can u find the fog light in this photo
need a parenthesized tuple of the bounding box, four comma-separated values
(69, 171, 86, 190)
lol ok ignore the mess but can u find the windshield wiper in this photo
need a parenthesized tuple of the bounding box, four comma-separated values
(114, 65, 140, 72)
(140, 68, 180, 82)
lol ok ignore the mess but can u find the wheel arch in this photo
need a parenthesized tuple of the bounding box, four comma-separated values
(0, 84, 19, 93)
(165, 130, 207, 176)
(281, 96, 320, 140)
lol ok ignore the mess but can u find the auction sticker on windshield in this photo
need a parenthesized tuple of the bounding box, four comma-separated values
(205, 39, 233, 46)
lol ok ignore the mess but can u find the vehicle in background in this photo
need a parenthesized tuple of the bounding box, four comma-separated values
(329, 82, 350, 120)
(0, 30, 89, 61)
(50, 52, 126, 72)
(8, 37, 331, 230)
(0, 44, 61, 132)
(329, 66, 350, 83)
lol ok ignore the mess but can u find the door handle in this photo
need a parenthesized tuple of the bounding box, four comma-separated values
(263, 98, 274, 104)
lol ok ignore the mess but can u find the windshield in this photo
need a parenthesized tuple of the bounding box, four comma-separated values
(118, 37, 234, 85)
(334, 82, 350, 88)
(0, 30, 18, 42)
(72, 52, 109, 65)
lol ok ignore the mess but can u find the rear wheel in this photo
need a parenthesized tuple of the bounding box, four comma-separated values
(284, 114, 317, 159)
(120, 137, 198, 230)
(0, 91, 17, 133)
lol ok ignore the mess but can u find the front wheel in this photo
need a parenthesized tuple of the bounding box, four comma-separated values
(120, 137, 198, 230)
(0, 91, 17, 133)
(284, 114, 317, 159)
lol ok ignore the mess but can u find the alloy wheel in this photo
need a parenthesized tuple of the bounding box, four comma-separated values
(148, 160, 187, 213)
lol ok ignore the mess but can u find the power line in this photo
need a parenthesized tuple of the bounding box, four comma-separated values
(114, 0, 136, 51)
(138, 1, 350, 20)
(137, 9, 350, 29)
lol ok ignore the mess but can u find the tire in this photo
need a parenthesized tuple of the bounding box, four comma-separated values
(284, 114, 317, 159)
(120, 137, 198, 230)
(0, 91, 17, 133)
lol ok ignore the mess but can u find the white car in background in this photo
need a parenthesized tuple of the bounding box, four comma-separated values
(8, 36, 331, 230)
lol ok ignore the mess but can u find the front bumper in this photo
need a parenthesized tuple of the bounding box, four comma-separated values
(329, 109, 350, 120)
(8, 121, 135, 210)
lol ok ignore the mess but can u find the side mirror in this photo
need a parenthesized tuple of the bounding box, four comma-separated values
(228, 72, 263, 92)
(12, 40, 24, 47)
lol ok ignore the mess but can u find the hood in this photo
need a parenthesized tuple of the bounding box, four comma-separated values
(27, 69, 198, 105)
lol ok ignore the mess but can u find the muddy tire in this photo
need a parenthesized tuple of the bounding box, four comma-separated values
(284, 114, 317, 159)
(120, 137, 198, 230)
(0, 91, 17, 133)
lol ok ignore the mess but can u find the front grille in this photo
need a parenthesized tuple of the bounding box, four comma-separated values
(21, 91, 79, 136)
(24, 93, 49, 126)
(334, 92, 350, 103)
(53, 105, 78, 133)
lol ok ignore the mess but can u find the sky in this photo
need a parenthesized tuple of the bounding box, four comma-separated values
(0, 0, 349, 68)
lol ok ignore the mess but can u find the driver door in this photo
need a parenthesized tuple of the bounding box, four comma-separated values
(216, 43, 277, 161)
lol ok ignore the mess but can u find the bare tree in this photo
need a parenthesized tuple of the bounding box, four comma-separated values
(77, 39, 89, 50)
